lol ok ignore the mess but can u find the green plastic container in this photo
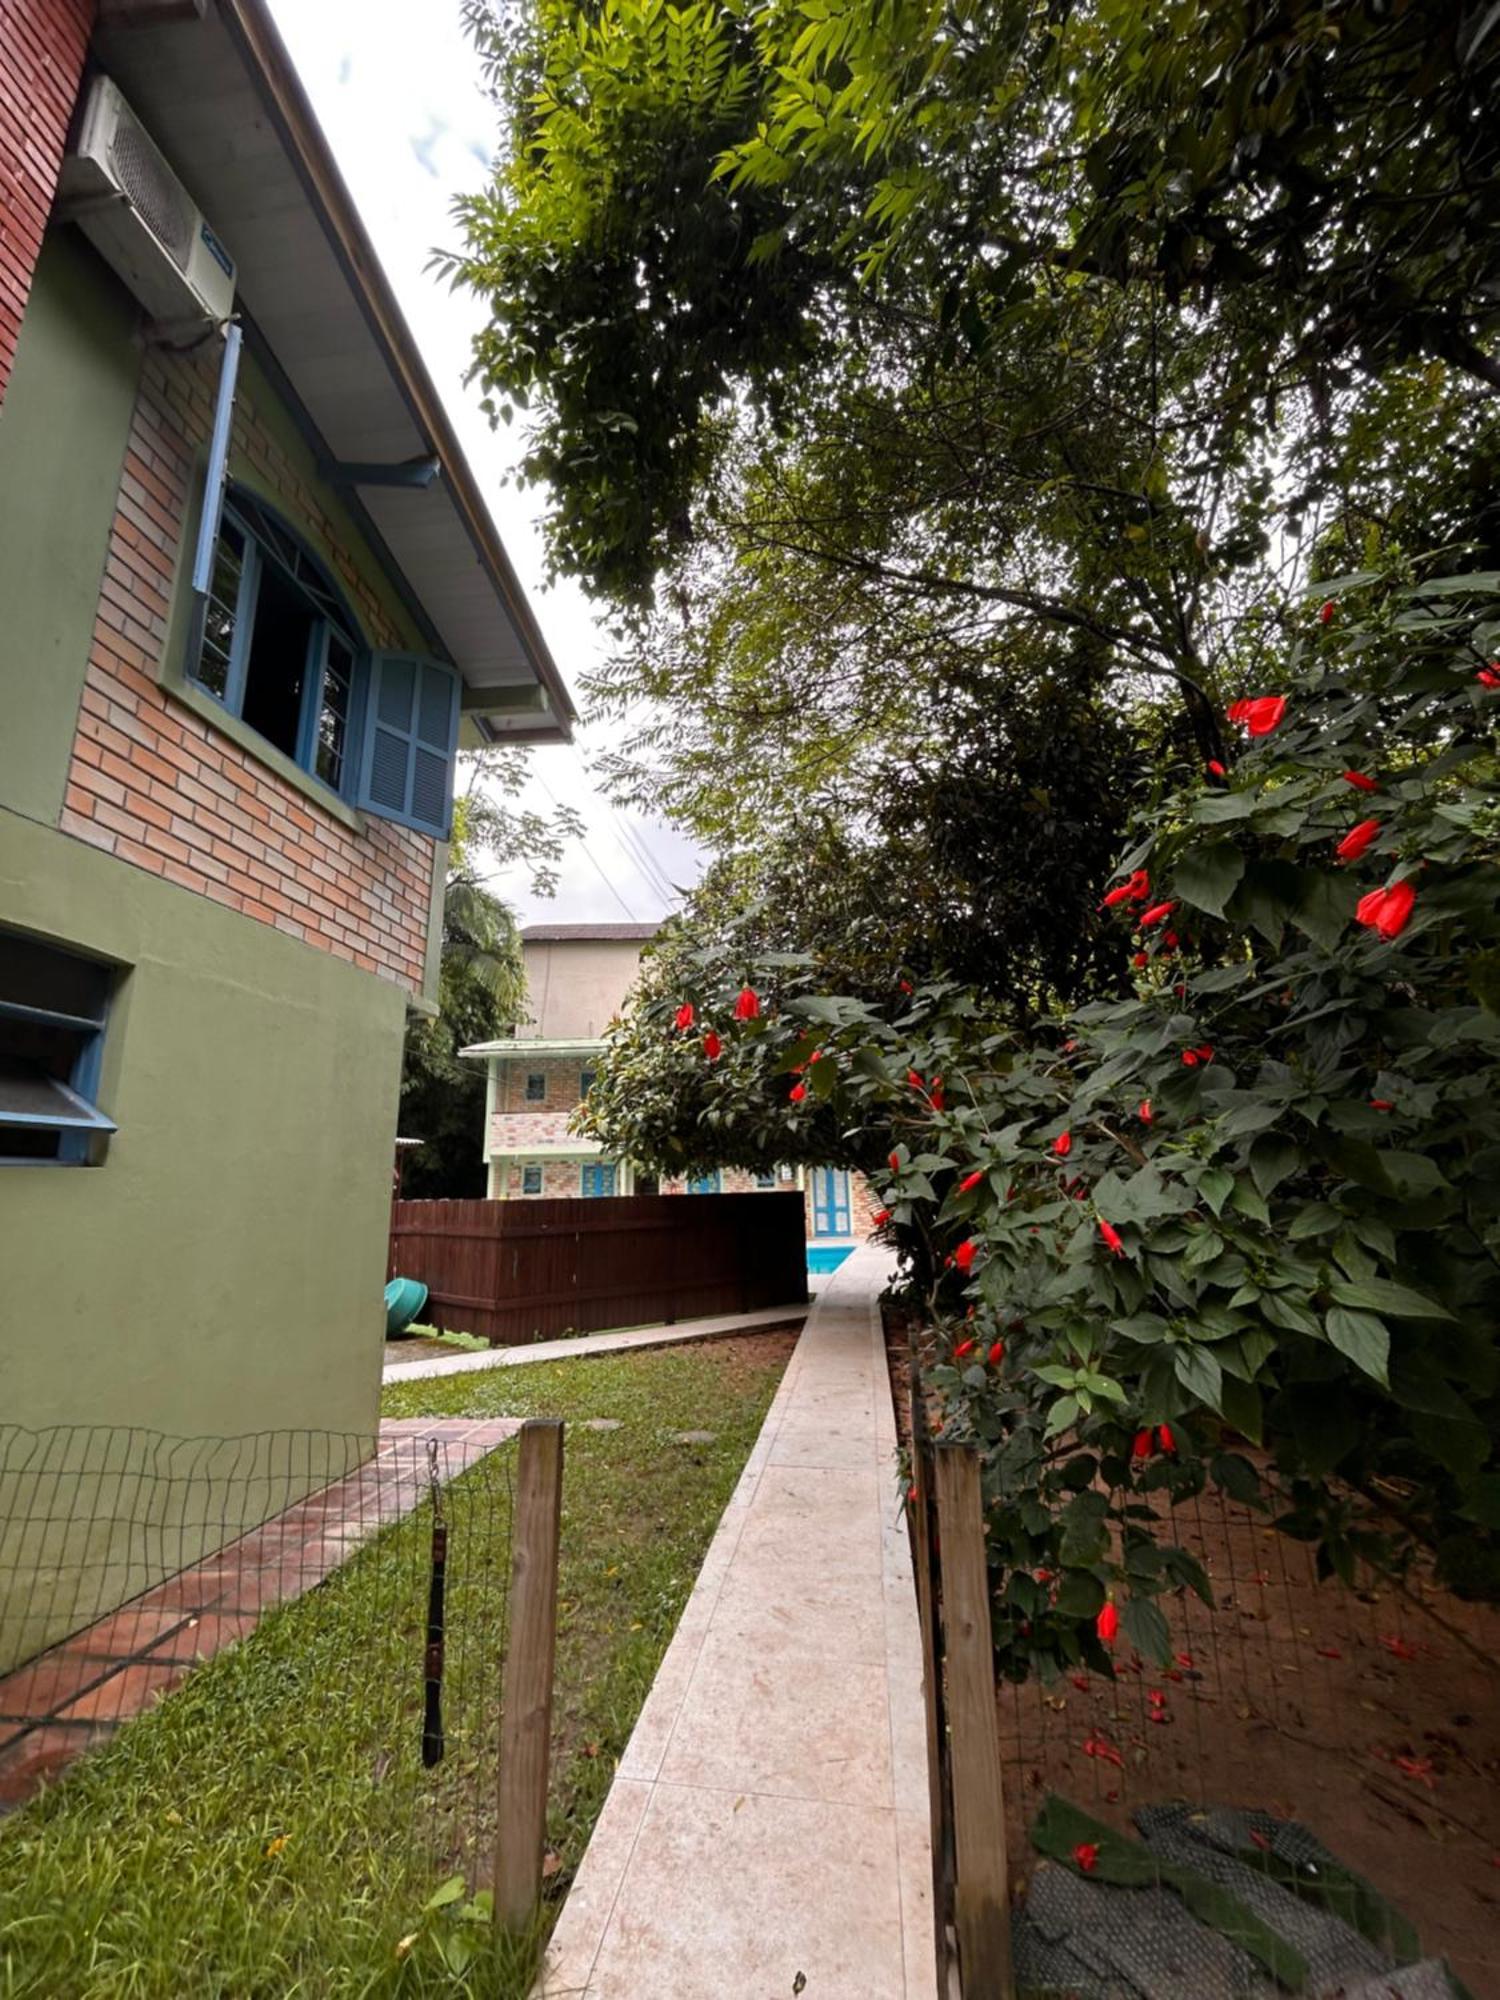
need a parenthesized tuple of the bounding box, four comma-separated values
(384, 1276, 429, 1337)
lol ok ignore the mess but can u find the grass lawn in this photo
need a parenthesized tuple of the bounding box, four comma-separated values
(0, 1333, 794, 1999)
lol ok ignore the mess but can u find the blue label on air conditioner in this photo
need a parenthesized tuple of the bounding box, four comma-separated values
(198, 221, 235, 280)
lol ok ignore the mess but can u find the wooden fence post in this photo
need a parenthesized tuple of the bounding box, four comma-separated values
(933, 1443, 1015, 2000)
(494, 1418, 564, 1933)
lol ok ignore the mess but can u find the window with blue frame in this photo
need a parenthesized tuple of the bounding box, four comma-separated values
(755, 1168, 777, 1188)
(521, 1164, 543, 1194)
(578, 1069, 596, 1100)
(524, 1072, 546, 1103)
(0, 930, 117, 1165)
(580, 1162, 616, 1197)
(686, 1169, 721, 1195)
(189, 486, 461, 835)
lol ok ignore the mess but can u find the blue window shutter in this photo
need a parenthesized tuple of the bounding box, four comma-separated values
(356, 652, 461, 835)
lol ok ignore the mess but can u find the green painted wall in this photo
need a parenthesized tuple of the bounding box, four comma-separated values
(0, 234, 142, 829)
(0, 808, 407, 1668)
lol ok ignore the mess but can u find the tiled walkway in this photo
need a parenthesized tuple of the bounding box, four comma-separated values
(535, 1242, 936, 2000)
(0, 1418, 519, 1811)
(383, 1302, 808, 1384)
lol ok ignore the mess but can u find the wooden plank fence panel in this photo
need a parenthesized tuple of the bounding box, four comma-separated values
(933, 1444, 1015, 2000)
(389, 1192, 808, 1344)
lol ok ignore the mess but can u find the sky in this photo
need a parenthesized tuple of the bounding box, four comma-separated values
(265, 0, 700, 928)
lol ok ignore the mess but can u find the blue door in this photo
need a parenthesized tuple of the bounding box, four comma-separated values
(812, 1168, 851, 1236)
(580, 1162, 617, 1197)
(686, 1169, 721, 1195)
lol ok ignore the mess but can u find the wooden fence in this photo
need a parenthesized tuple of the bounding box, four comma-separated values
(908, 1351, 1016, 1998)
(388, 1192, 809, 1345)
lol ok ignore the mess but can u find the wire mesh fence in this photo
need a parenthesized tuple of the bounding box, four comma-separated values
(0, 1419, 534, 1979)
(898, 1341, 1500, 1999)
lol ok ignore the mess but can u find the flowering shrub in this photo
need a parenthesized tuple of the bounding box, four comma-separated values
(583, 566, 1500, 1674)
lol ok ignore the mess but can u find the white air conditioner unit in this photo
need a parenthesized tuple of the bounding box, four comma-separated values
(59, 76, 236, 331)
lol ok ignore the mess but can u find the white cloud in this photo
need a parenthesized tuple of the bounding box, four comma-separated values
(265, 0, 700, 926)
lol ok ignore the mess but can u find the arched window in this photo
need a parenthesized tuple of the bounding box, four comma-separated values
(193, 486, 364, 794)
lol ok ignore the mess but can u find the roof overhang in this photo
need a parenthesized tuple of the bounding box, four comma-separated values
(92, 0, 576, 746)
(461, 1037, 607, 1061)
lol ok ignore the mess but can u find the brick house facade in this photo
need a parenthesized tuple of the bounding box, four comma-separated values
(0, 0, 93, 409)
(0, 0, 575, 1672)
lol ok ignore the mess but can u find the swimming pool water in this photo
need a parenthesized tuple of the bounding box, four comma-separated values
(807, 1245, 854, 1274)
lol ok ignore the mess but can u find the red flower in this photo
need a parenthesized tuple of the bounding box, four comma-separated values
(1206, 759, 1226, 778)
(1096, 1602, 1119, 1644)
(1343, 770, 1378, 792)
(1132, 1428, 1152, 1460)
(1196, 1043, 1214, 1063)
(906, 1068, 924, 1090)
(1181, 1048, 1199, 1068)
(1138, 1099, 1153, 1124)
(702, 1030, 722, 1061)
(888, 1150, 901, 1173)
(959, 1168, 985, 1193)
(871, 1207, 891, 1228)
(1477, 667, 1500, 690)
(1140, 900, 1176, 929)
(789, 1082, 807, 1103)
(1319, 599, 1335, 625)
(987, 1339, 1005, 1366)
(1101, 868, 1151, 910)
(1164, 930, 1180, 950)
(1335, 818, 1380, 863)
(733, 985, 761, 1021)
(899, 977, 913, 994)
(1157, 1423, 1176, 1454)
(1051, 1131, 1072, 1159)
(674, 1002, 695, 1030)
(929, 1083, 946, 1111)
(1132, 951, 1148, 968)
(1098, 1218, 1125, 1257)
(1227, 694, 1288, 736)
(954, 1239, 978, 1272)
(954, 1338, 976, 1360)
(1356, 878, 1417, 940)
(1370, 1097, 1394, 1112)
(1072, 1843, 1099, 1874)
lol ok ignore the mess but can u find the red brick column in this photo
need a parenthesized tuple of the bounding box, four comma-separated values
(0, 0, 94, 410)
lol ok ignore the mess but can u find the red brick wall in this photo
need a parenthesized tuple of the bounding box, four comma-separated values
(60, 346, 438, 993)
(0, 0, 93, 410)
(493, 1159, 596, 1200)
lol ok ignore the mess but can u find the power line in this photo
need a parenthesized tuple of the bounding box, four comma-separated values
(533, 773, 641, 922)
(567, 746, 680, 908)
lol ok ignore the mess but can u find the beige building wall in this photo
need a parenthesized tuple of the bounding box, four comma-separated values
(520, 936, 652, 1039)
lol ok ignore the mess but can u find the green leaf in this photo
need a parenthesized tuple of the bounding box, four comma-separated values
(1327, 1278, 1454, 1321)
(1055, 1570, 1105, 1618)
(1120, 1594, 1171, 1665)
(1250, 1134, 1299, 1198)
(425, 1874, 468, 1912)
(1218, 1373, 1264, 1443)
(1198, 1166, 1234, 1216)
(1174, 1345, 1224, 1411)
(1174, 840, 1245, 918)
(1325, 1308, 1390, 1387)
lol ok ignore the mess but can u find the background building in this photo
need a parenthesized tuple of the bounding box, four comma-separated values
(464, 922, 876, 1262)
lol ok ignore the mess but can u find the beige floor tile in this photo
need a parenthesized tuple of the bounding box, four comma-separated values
(659, 1635, 893, 1808)
(707, 1561, 889, 1664)
(897, 1808, 940, 2000)
(535, 1778, 651, 1994)
(583, 1786, 906, 2000)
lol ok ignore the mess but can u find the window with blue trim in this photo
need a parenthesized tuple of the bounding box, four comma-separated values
(755, 1168, 777, 1188)
(0, 931, 117, 1165)
(521, 1164, 543, 1195)
(686, 1169, 721, 1195)
(578, 1069, 596, 1100)
(524, 1072, 546, 1103)
(190, 487, 461, 835)
(580, 1162, 616, 1197)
